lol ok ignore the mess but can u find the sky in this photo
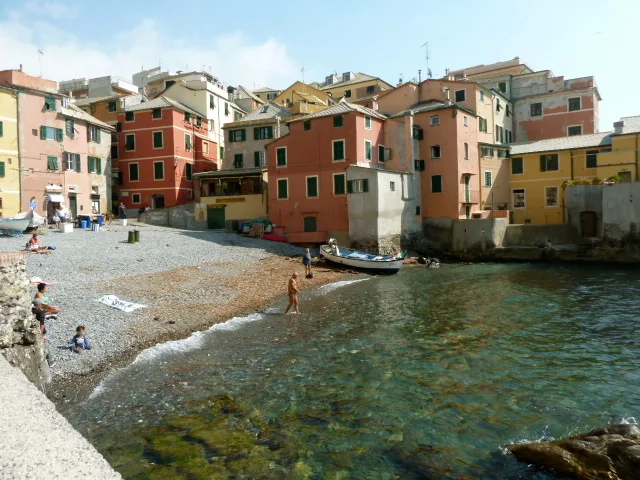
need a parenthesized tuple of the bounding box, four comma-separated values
(0, 0, 636, 129)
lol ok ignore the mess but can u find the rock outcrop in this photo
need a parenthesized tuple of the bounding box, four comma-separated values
(509, 424, 640, 480)
(0, 252, 49, 389)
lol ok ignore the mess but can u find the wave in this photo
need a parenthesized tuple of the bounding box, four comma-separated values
(314, 278, 370, 295)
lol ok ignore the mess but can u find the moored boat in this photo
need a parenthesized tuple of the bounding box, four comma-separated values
(320, 239, 404, 274)
(13, 210, 46, 229)
(0, 218, 30, 235)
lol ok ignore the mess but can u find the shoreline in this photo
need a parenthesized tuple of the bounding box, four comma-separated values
(48, 255, 357, 411)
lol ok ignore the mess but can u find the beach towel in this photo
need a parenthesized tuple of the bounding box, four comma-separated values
(97, 295, 146, 313)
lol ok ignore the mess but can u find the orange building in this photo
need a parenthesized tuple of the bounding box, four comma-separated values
(267, 102, 386, 244)
(117, 97, 217, 209)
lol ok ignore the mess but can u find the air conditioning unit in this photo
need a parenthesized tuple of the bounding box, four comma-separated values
(68, 185, 78, 192)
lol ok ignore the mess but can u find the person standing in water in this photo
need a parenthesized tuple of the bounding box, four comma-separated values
(284, 273, 300, 314)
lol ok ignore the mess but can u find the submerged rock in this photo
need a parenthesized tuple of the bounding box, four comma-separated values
(508, 424, 640, 480)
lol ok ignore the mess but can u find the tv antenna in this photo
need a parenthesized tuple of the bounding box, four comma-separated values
(422, 41, 432, 77)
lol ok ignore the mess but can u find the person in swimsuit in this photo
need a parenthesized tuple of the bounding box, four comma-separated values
(26, 234, 49, 253)
(33, 283, 61, 316)
(284, 273, 300, 314)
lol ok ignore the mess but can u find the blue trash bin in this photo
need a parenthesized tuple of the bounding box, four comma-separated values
(86, 221, 92, 229)
(80, 220, 87, 229)
(97, 215, 105, 226)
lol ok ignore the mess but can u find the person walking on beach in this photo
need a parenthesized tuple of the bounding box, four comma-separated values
(118, 202, 127, 219)
(284, 273, 300, 314)
(303, 248, 312, 278)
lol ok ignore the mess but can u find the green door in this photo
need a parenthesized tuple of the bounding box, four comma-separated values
(69, 195, 78, 219)
(207, 205, 226, 229)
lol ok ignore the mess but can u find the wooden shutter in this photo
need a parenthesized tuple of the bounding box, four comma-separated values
(56, 128, 63, 141)
(0, 161, 5, 177)
(97, 158, 102, 174)
(363, 179, 369, 193)
(75, 154, 81, 172)
(347, 180, 353, 194)
(97, 128, 101, 143)
(40, 126, 46, 139)
(254, 151, 261, 167)
(540, 155, 546, 172)
(0, 121, 3, 137)
(117, 122, 122, 132)
(267, 126, 273, 139)
(278, 179, 287, 199)
(253, 127, 259, 140)
(240, 129, 246, 141)
(228, 130, 234, 143)
(88, 156, 95, 173)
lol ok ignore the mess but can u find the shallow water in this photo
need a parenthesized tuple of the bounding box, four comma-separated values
(67, 263, 640, 479)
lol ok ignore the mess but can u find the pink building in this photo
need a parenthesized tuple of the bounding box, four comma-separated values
(267, 102, 386, 245)
(0, 69, 113, 219)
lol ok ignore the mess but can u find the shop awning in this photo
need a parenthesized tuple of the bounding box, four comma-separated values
(46, 193, 65, 203)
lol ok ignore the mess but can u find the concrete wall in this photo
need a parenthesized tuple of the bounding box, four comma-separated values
(138, 202, 207, 230)
(200, 193, 268, 222)
(602, 182, 640, 241)
(451, 218, 508, 253)
(502, 223, 582, 246)
(565, 185, 603, 237)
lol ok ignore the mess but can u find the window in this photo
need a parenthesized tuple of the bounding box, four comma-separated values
(304, 120, 311, 131)
(0, 162, 4, 177)
(478, 117, 487, 132)
(254, 151, 265, 167)
(153, 161, 164, 180)
(462, 142, 468, 160)
(259, 105, 269, 114)
(234, 112, 242, 121)
(220, 146, 224, 160)
(47, 156, 58, 171)
(209, 119, 214, 131)
(506, 105, 511, 117)
(64, 152, 81, 172)
(203, 142, 209, 155)
(413, 126, 424, 140)
(276, 147, 287, 166)
(228, 129, 246, 142)
(414, 159, 425, 171)
(365, 140, 372, 161)
(431, 145, 441, 159)
(184, 112, 191, 122)
(497, 149, 507, 158)
(88, 156, 96, 173)
(65, 118, 74, 138)
(496, 99, 502, 113)
(129, 163, 139, 181)
(390, 181, 395, 191)
(463, 116, 468, 127)
(498, 82, 507, 93)
(209, 95, 215, 109)
(568, 125, 582, 136)
(333, 173, 346, 195)
(153, 131, 163, 148)
(455, 89, 466, 102)
(347, 179, 369, 193)
(233, 154, 243, 168)
(44, 97, 56, 111)
(333, 115, 343, 128)
(125, 134, 135, 151)
(530, 103, 542, 117)
(364, 116, 372, 129)
(378, 145, 385, 163)
(430, 115, 440, 126)
(481, 147, 493, 157)
(111, 145, 118, 159)
(125, 111, 134, 121)
(568, 97, 581, 112)
(540, 153, 559, 171)
(333, 140, 345, 161)
(108, 101, 117, 112)
(586, 150, 598, 169)
(185, 134, 192, 151)
(303, 216, 317, 232)
(506, 130, 512, 143)
(88, 125, 101, 142)
(0, 121, 3, 137)
(254, 126, 274, 140)
(545, 186, 559, 207)
(224, 102, 229, 116)
(152, 108, 162, 119)
(345, 90, 352, 98)
(132, 193, 141, 204)
(431, 175, 443, 193)
(513, 189, 526, 209)
(277, 178, 288, 199)
(496, 125, 503, 143)
(116, 122, 122, 132)
(484, 171, 492, 187)
(186, 163, 193, 180)
(366, 85, 375, 94)
(511, 157, 524, 174)
(480, 91, 485, 102)
(40, 126, 63, 141)
(306, 176, 318, 198)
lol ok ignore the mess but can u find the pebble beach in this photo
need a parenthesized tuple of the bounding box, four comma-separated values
(0, 223, 354, 406)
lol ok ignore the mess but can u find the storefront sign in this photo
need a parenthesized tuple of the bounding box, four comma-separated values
(216, 197, 245, 203)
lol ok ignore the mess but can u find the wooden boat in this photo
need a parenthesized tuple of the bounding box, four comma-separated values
(320, 239, 404, 274)
(13, 210, 46, 229)
(0, 218, 30, 235)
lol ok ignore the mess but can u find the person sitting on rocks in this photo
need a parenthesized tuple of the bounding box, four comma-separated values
(68, 326, 91, 353)
(33, 283, 60, 317)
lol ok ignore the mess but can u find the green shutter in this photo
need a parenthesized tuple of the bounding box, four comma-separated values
(97, 128, 101, 143)
(0, 161, 5, 177)
(267, 126, 273, 139)
(307, 177, 318, 197)
(333, 141, 344, 161)
(378, 145, 384, 162)
(97, 158, 102, 174)
(240, 129, 246, 141)
(254, 151, 261, 167)
(347, 180, 353, 194)
(253, 127, 259, 140)
(540, 155, 546, 172)
(277, 148, 286, 166)
(40, 126, 46, 139)
(153, 131, 163, 148)
(186, 163, 192, 180)
(88, 156, 95, 173)
(47, 156, 57, 170)
(334, 174, 345, 195)
(0, 121, 3, 137)
(278, 179, 288, 199)
(75, 154, 81, 172)
(228, 130, 234, 143)
(363, 179, 369, 193)
(154, 161, 164, 179)
(56, 128, 63, 141)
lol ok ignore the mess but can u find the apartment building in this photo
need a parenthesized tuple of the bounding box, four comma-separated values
(59, 75, 138, 99)
(311, 72, 393, 107)
(0, 86, 19, 216)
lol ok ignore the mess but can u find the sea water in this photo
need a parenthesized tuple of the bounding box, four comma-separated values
(66, 264, 640, 479)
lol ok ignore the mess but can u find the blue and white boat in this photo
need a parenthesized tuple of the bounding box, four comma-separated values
(0, 218, 29, 236)
(320, 239, 404, 274)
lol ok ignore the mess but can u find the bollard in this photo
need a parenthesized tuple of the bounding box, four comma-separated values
(128, 230, 135, 244)
(134, 229, 140, 243)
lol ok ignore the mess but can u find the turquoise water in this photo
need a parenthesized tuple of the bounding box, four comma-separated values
(67, 264, 640, 479)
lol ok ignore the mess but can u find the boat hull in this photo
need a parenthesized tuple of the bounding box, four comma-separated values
(0, 219, 30, 233)
(13, 211, 45, 229)
(320, 245, 403, 274)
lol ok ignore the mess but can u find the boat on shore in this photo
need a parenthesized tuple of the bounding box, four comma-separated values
(320, 239, 404, 274)
(0, 218, 30, 235)
(13, 210, 46, 229)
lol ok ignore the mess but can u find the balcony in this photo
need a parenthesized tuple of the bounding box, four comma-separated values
(461, 190, 480, 204)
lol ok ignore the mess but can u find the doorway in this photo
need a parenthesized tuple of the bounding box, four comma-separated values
(465, 205, 471, 219)
(68, 195, 78, 219)
(580, 211, 598, 237)
(207, 205, 226, 229)
(152, 194, 165, 209)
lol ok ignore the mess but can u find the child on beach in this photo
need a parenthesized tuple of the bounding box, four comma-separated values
(69, 326, 92, 353)
(302, 248, 313, 279)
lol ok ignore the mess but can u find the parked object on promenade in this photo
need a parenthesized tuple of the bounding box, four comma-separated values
(320, 239, 405, 274)
(0, 217, 30, 236)
(13, 210, 46, 229)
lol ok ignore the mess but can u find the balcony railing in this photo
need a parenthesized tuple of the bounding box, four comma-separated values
(462, 190, 480, 204)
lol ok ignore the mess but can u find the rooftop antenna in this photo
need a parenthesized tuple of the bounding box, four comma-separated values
(422, 41, 430, 77)
(301, 66, 305, 84)
(37, 49, 44, 77)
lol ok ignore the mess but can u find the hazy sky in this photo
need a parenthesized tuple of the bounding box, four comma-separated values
(0, 0, 635, 129)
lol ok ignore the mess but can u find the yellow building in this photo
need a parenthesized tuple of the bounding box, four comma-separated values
(509, 118, 640, 224)
(310, 72, 393, 104)
(273, 81, 334, 116)
(0, 86, 20, 217)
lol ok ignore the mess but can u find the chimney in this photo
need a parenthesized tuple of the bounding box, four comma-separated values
(614, 120, 624, 135)
(19, 64, 23, 72)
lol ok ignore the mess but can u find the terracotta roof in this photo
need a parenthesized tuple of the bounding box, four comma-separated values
(509, 132, 613, 155)
(124, 96, 202, 117)
(289, 100, 386, 123)
(61, 104, 113, 130)
(223, 102, 291, 128)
